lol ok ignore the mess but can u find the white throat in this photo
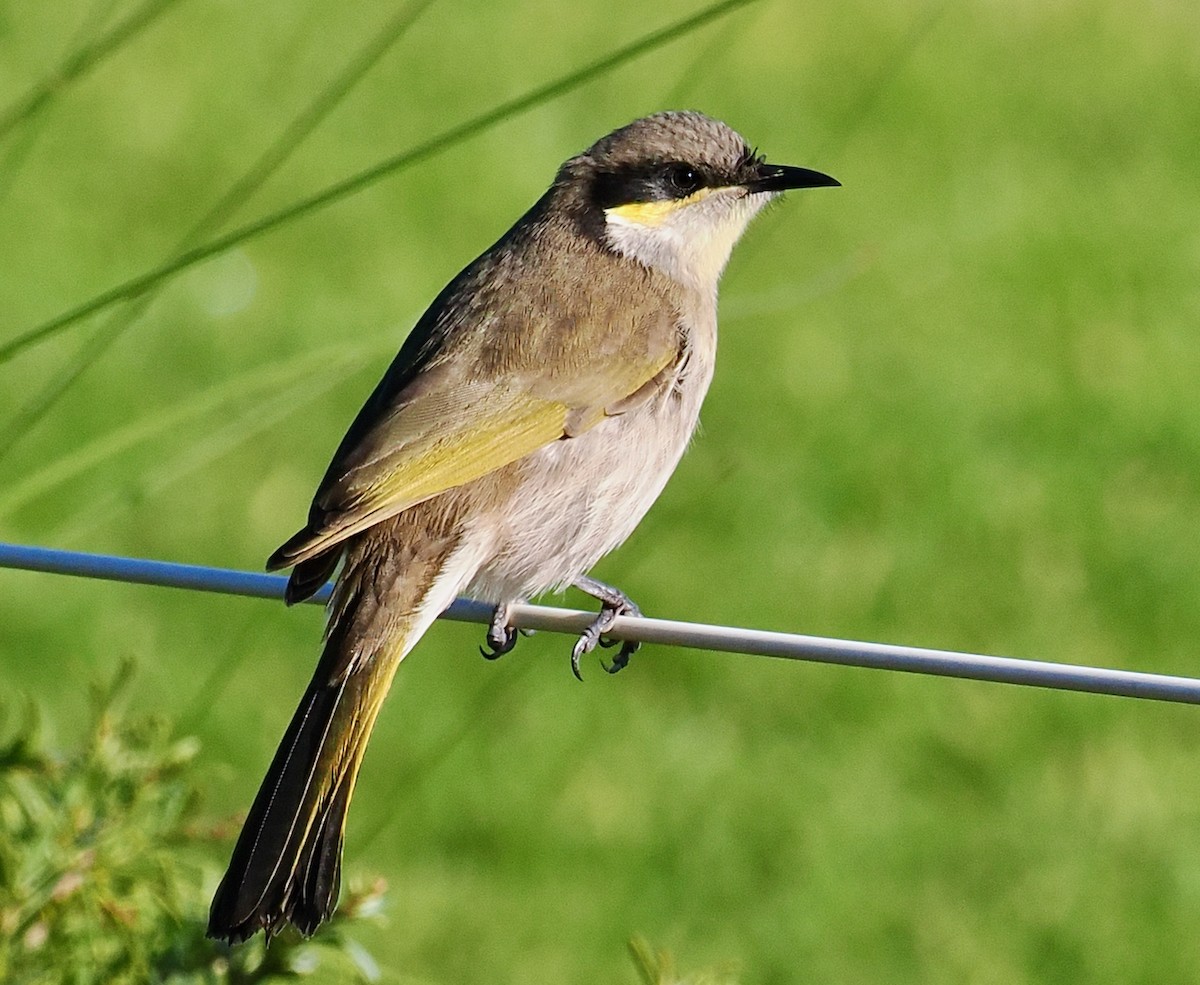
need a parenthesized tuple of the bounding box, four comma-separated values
(603, 188, 774, 292)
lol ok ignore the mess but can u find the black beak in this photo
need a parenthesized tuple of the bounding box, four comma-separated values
(747, 163, 840, 193)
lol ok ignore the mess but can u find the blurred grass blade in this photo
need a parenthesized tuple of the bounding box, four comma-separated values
(0, 320, 122, 467)
(0, 0, 759, 367)
(0, 0, 124, 201)
(200, 0, 438, 230)
(0, 343, 372, 521)
(50, 345, 375, 543)
(0, 0, 189, 141)
(662, 6, 760, 108)
(0, 0, 436, 464)
(817, 0, 950, 159)
(0, 115, 49, 204)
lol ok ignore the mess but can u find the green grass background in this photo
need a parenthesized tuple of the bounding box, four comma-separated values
(3, 0, 1200, 981)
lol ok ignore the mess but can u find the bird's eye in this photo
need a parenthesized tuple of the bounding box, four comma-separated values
(664, 164, 702, 197)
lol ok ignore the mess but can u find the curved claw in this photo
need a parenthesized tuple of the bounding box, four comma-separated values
(570, 638, 587, 682)
(569, 598, 638, 680)
(600, 640, 639, 674)
(481, 603, 519, 661)
(567, 577, 647, 679)
(570, 612, 616, 681)
(480, 630, 517, 661)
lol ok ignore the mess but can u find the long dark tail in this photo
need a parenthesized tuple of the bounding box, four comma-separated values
(207, 523, 464, 943)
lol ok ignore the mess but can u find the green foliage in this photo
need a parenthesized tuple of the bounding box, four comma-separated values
(0, 665, 386, 984)
(630, 937, 739, 985)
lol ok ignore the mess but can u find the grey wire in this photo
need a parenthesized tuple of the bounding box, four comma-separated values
(3, 541, 1198, 706)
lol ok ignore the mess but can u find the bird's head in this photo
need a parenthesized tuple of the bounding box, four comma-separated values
(558, 111, 838, 292)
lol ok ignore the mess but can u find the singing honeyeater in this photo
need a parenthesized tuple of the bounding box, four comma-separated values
(208, 111, 837, 942)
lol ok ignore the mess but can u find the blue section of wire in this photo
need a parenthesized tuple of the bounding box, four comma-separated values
(3, 541, 1199, 706)
(0, 540, 322, 602)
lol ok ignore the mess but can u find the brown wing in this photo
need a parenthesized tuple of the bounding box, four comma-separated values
(271, 226, 683, 571)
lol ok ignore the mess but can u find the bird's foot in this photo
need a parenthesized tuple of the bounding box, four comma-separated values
(480, 603, 519, 660)
(570, 576, 642, 680)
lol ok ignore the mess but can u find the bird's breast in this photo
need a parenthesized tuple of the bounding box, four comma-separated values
(463, 325, 716, 603)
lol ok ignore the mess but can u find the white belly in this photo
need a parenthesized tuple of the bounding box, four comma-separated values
(463, 347, 714, 603)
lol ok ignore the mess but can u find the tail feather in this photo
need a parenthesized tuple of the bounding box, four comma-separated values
(293, 770, 350, 933)
(283, 548, 341, 606)
(208, 519, 475, 943)
(208, 671, 358, 941)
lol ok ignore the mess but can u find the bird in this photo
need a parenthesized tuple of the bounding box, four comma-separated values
(207, 110, 837, 943)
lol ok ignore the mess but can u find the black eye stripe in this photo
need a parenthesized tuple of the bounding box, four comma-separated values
(591, 161, 715, 209)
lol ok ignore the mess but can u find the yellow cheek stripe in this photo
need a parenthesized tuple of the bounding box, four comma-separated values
(604, 186, 719, 226)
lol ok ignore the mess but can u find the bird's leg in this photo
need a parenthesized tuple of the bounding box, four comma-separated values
(571, 576, 642, 679)
(480, 601, 519, 660)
